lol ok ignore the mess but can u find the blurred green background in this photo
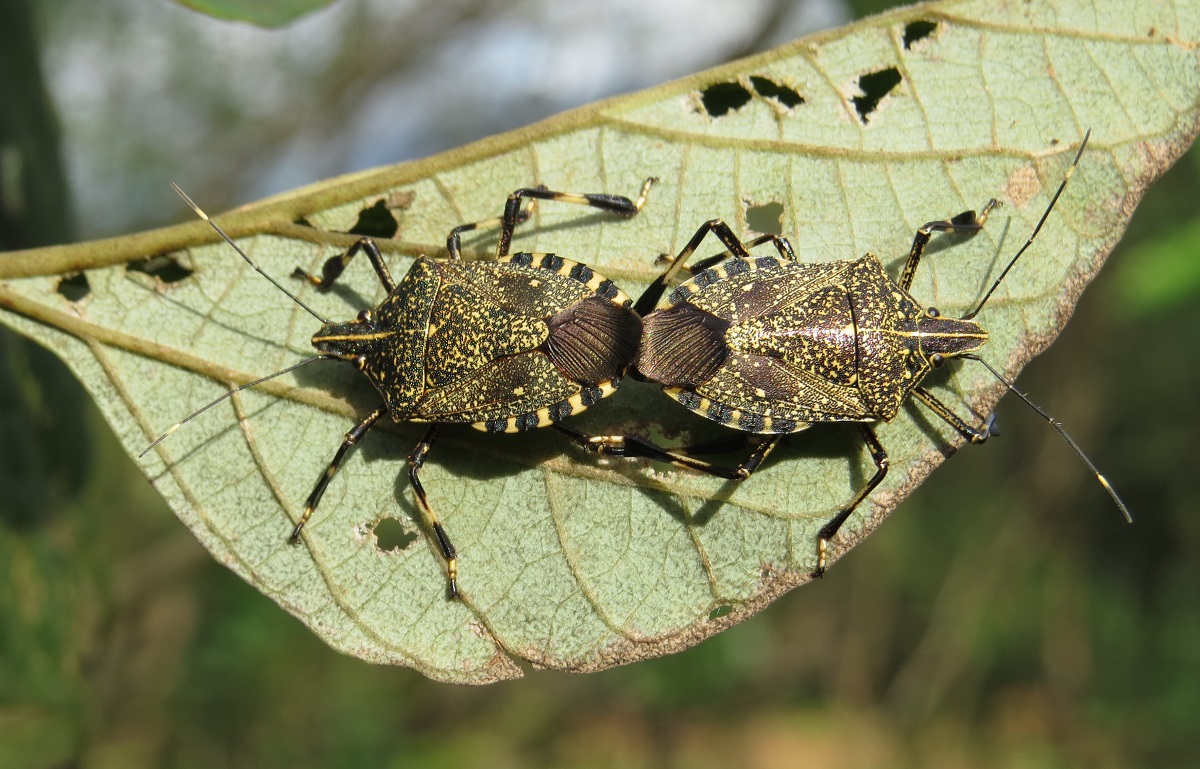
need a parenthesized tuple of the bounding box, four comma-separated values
(2, 0, 1198, 767)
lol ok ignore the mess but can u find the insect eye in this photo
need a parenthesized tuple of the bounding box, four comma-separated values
(926, 307, 940, 318)
(357, 309, 373, 322)
(354, 356, 367, 371)
(930, 353, 945, 367)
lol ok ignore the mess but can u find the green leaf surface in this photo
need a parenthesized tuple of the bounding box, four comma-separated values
(173, 0, 337, 28)
(2, 0, 1197, 683)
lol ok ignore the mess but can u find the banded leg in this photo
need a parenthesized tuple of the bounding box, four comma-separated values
(564, 417, 886, 578)
(673, 232, 798, 277)
(912, 386, 993, 444)
(445, 198, 536, 261)
(447, 177, 656, 261)
(406, 426, 460, 598)
(898, 199, 1000, 292)
(290, 405, 387, 541)
(635, 220, 794, 315)
(813, 424, 889, 578)
(554, 423, 782, 481)
(292, 237, 397, 293)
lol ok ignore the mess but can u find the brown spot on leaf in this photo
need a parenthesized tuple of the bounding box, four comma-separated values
(1004, 164, 1042, 209)
(387, 189, 416, 210)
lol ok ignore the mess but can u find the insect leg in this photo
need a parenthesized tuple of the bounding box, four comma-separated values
(293, 237, 397, 293)
(446, 198, 537, 260)
(493, 177, 656, 258)
(912, 386, 992, 444)
(679, 232, 797, 275)
(290, 404, 387, 542)
(637, 220, 753, 314)
(407, 426, 460, 598)
(897, 199, 1000, 291)
(447, 178, 656, 260)
(553, 423, 780, 480)
(813, 424, 889, 578)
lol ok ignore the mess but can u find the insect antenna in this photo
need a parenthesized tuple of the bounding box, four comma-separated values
(140, 356, 326, 456)
(144, 185, 338, 455)
(964, 129, 1091, 320)
(171, 182, 330, 324)
(962, 353, 1132, 524)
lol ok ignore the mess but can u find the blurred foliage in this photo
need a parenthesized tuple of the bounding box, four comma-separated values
(173, 0, 339, 28)
(2, 0, 1199, 767)
(1112, 150, 1200, 319)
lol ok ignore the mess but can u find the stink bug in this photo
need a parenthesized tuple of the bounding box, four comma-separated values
(145, 179, 677, 597)
(626, 130, 1129, 575)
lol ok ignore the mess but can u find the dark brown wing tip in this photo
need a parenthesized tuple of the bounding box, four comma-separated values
(544, 297, 642, 385)
(638, 302, 730, 389)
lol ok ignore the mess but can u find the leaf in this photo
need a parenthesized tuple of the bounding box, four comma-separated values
(173, 0, 338, 28)
(2, 0, 1197, 683)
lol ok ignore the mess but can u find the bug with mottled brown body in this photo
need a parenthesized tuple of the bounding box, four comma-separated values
(615, 132, 1127, 576)
(153, 179, 708, 599)
(301, 248, 643, 597)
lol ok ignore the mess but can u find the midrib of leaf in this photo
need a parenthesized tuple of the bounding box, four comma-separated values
(0, 282, 746, 497)
(0, 289, 855, 532)
(0, 279, 852, 523)
(0, 282, 355, 419)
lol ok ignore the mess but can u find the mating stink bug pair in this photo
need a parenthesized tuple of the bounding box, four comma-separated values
(148, 130, 1128, 599)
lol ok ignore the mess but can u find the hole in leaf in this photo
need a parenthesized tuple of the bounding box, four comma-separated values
(748, 76, 804, 109)
(699, 81, 753, 117)
(349, 199, 399, 239)
(373, 516, 417, 552)
(903, 20, 939, 49)
(56, 272, 89, 302)
(697, 76, 806, 118)
(745, 201, 784, 236)
(852, 67, 902, 124)
(127, 254, 194, 284)
(708, 604, 733, 621)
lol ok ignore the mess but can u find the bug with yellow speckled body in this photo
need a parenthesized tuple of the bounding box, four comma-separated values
(619, 132, 1127, 577)
(155, 179, 703, 599)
